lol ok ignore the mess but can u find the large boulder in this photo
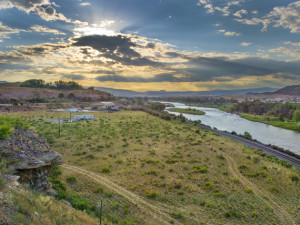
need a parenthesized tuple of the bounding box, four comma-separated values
(0, 129, 62, 194)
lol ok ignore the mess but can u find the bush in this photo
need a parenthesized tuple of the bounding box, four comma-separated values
(101, 167, 111, 173)
(290, 174, 299, 183)
(146, 190, 159, 199)
(93, 187, 103, 193)
(0, 124, 12, 140)
(171, 211, 185, 220)
(66, 176, 77, 184)
(191, 166, 208, 174)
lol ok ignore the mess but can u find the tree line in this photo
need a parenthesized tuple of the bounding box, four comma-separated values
(231, 100, 300, 121)
(20, 79, 83, 90)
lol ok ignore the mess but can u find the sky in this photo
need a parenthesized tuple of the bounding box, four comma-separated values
(0, 0, 300, 91)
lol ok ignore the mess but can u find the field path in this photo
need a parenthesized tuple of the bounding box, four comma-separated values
(62, 164, 179, 225)
(223, 154, 296, 225)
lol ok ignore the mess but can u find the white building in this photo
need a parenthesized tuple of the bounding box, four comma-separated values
(73, 115, 95, 120)
(101, 102, 115, 109)
(69, 108, 79, 112)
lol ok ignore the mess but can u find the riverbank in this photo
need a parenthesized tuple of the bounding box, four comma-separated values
(168, 107, 206, 115)
(240, 113, 300, 132)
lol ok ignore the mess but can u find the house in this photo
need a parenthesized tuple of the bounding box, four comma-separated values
(73, 115, 95, 121)
(101, 102, 115, 110)
(69, 108, 79, 112)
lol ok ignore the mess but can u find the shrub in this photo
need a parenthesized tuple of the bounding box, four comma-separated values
(0, 124, 12, 140)
(290, 174, 299, 183)
(245, 188, 253, 194)
(93, 187, 103, 193)
(171, 211, 185, 220)
(66, 176, 77, 184)
(101, 167, 111, 173)
(145, 170, 158, 176)
(146, 190, 159, 199)
(191, 166, 208, 174)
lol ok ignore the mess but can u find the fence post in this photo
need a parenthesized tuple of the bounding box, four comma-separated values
(58, 117, 60, 138)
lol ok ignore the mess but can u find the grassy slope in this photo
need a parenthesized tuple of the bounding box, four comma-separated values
(168, 108, 205, 115)
(7, 110, 300, 225)
(240, 113, 300, 132)
(0, 83, 112, 100)
(5, 189, 105, 225)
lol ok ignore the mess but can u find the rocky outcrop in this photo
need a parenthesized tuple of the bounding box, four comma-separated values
(0, 129, 62, 194)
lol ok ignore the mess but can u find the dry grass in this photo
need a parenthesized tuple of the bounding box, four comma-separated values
(7, 110, 300, 225)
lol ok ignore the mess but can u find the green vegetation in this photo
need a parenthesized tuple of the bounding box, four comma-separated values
(21, 79, 83, 90)
(0, 116, 28, 140)
(240, 113, 300, 132)
(230, 100, 300, 131)
(168, 107, 206, 115)
(4, 110, 300, 224)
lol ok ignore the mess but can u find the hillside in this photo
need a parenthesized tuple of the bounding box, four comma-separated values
(6, 110, 300, 225)
(273, 85, 300, 96)
(96, 87, 278, 97)
(0, 83, 113, 101)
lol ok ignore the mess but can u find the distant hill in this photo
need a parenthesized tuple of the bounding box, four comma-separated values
(0, 82, 113, 100)
(273, 85, 300, 96)
(95, 87, 278, 97)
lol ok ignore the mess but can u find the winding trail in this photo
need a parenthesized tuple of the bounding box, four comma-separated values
(223, 154, 296, 225)
(62, 164, 177, 225)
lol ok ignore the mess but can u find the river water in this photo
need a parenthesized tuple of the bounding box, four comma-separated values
(165, 102, 300, 155)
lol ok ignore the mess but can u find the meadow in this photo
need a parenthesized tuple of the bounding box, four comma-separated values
(6, 110, 300, 225)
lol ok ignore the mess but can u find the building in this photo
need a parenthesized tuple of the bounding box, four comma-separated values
(73, 115, 95, 121)
(101, 102, 115, 110)
(69, 108, 79, 112)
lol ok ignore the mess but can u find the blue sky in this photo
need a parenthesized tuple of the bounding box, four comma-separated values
(0, 0, 299, 91)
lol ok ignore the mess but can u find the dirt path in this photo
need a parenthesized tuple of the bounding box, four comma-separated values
(62, 164, 178, 225)
(223, 154, 296, 225)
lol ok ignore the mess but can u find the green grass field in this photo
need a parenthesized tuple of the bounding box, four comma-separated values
(168, 107, 205, 115)
(6, 110, 300, 224)
(240, 113, 300, 132)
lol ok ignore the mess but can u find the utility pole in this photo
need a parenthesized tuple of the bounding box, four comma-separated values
(58, 117, 61, 138)
(97, 200, 103, 225)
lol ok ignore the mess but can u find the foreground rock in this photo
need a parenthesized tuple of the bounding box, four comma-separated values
(0, 129, 62, 194)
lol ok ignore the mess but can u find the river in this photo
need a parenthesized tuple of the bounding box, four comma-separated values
(165, 102, 300, 155)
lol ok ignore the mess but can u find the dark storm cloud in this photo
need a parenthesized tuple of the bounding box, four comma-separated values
(72, 35, 162, 67)
(17, 43, 66, 56)
(94, 55, 300, 83)
(61, 74, 85, 80)
(73, 35, 140, 57)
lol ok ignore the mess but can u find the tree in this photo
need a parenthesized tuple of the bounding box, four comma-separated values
(243, 131, 252, 140)
(293, 110, 300, 122)
(21, 79, 45, 88)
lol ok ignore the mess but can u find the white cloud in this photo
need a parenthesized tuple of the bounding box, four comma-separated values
(0, 0, 71, 22)
(283, 41, 300, 47)
(240, 42, 252, 46)
(73, 20, 116, 37)
(0, 22, 25, 38)
(80, 2, 91, 6)
(233, 9, 248, 18)
(269, 47, 300, 59)
(252, 10, 258, 14)
(236, 1, 300, 33)
(30, 25, 66, 35)
(197, 0, 245, 16)
(219, 29, 240, 36)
